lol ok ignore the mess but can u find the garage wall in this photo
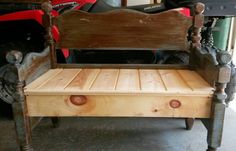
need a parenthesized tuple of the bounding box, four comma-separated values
(127, 0, 150, 6)
(104, 0, 162, 7)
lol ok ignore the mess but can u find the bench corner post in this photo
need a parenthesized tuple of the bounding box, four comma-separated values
(206, 51, 231, 151)
(6, 51, 33, 151)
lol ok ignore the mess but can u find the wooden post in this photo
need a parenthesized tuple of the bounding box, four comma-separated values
(207, 52, 231, 151)
(5, 51, 33, 151)
(192, 3, 205, 49)
(42, 2, 61, 127)
(121, 0, 127, 7)
(189, 3, 205, 68)
(42, 2, 56, 69)
(185, 118, 195, 130)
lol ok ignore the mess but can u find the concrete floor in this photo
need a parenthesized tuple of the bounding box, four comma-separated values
(0, 107, 236, 151)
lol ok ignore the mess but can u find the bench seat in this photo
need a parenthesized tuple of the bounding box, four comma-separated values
(24, 68, 214, 118)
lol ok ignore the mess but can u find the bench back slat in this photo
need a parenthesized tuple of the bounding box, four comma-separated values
(56, 9, 192, 51)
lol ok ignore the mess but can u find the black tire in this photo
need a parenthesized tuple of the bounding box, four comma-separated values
(164, 0, 195, 9)
(68, 50, 155, 64)
(164, 52, 189, 64)
(156, 51, 189, 64)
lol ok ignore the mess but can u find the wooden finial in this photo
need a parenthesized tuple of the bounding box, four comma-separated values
(216, 52, 232, 66)
(6, 50, 23, 65)
(121, 0, 127, 7)
(41, 1, 53, 14)
(192, 3, 205, 48)
(194, 3, 205, 14)
(41, 1, 56, 68)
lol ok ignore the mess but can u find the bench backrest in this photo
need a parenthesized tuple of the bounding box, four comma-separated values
(41, 2, 204, 68)
(56, 9, 192, 51)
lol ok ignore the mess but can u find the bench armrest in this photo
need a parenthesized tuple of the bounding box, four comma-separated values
(0, 48, 51, 104)
(192, 47, 231, 86)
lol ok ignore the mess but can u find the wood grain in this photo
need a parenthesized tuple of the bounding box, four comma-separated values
(19, 47, 51, 85)
(65, 69, 100, 90)
(56, 9, 192, 51)
(38, 69, 81, 90)
(26, 95, 212, 118)
(116, 69, 140, 91)
(139, 69, 166, 91)
(90, 69, 119, 90)
(158, 70, 192, 92)
(24, 68, 214, 96)
(24, 69, 63, 90)
(177, 70, 214, 92)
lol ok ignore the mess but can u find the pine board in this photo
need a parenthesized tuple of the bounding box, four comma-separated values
(24, 68, 214, 96)
(26, 95, 212, 118)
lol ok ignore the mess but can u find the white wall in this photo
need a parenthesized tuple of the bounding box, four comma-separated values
(127, 0, 150, 6)
(104, 0, 121, 6)
(103, 0, 162, 7)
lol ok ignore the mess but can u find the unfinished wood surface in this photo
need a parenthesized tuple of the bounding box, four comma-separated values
(26, 95, 212, 118)
(116, 69, 140, 91)
(139, 69, 166, 91)
(24, 69, 63, 90)
(90, 69, 119, 90)
(37, 69, 81, 90)
(56, 9, 192, 50)
(158, 70, 192, 92)
(65, 69, 100, 90)
(24, 68, 214, 95)
(177, 70, 214, 92)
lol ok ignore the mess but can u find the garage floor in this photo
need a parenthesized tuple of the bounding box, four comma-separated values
(0, 106, 236, 151)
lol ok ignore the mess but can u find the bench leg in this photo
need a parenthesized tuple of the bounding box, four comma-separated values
(51, 117, 60, 128)
(207, 146, 217, 151)
(12, 102, 33, 151)
(206, 95, 226, 151)
(12, 81, 33, 151)
(185, 118, 194, 130)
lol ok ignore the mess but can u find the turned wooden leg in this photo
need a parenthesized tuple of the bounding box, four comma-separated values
(12, 81, 33, 151)
(206, 100, 225, 151)
(206, 83, 227, 151)
(207, 146, 217, 151)
(185, 118, 194, 130)
(51, 117, 60, 128)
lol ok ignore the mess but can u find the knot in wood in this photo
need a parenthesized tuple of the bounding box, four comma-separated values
(70, 95, 87, 106)
(169, 99, 181, 109)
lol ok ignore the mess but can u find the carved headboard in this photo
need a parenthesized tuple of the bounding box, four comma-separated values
(40, 2, 204, 68)
(56, 9, 192, 51)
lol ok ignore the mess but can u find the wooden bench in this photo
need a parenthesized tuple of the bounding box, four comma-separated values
(1, 2, 232, 151)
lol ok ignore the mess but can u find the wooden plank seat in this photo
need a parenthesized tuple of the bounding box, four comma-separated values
(24, 68, 214, 117)
(0, 1, 232, 151)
